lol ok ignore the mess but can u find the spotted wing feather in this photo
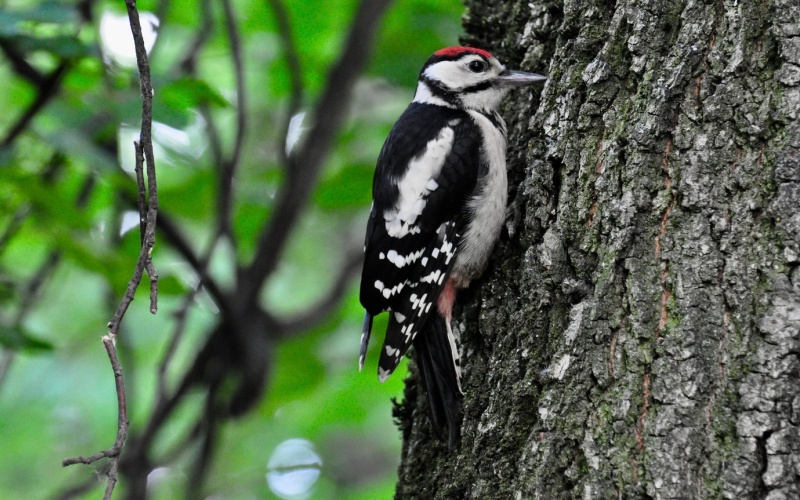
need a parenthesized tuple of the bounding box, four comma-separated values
(360, 102, 483, 379)
(376, 219, 461, 380)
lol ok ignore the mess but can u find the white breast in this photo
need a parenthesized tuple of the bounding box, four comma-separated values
(452, 110, 508, 286)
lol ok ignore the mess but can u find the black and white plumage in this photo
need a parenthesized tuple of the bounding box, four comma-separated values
(359, 47, 546, 443)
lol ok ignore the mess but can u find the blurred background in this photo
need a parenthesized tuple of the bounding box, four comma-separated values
(0, 0, 464, 497)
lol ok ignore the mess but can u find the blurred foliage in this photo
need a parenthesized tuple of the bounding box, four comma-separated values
(0, 0, 463, 497)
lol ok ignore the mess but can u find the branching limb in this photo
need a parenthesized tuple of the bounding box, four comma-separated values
(0, 63, 69, 148)
(0, 39, 45, 86)
(179, 0, 215, 73)
(278, 244, 363, 337)
(62, 335, 128, 500)
(61, 2, 159, 498)
(0, 0, 96, 149)
(217, 0, 247, 243)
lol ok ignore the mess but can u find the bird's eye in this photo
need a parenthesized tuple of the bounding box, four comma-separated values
(468, 60, 488, 73)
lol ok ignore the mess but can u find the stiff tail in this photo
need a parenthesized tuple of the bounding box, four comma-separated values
(413, 313, 463, 447)
(359, 312, 373, 372)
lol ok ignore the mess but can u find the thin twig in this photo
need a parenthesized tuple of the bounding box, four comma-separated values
(61, 3, 159, 497)
(186, 385, 220, 499)
(127, 0, 160, 314)
(134, 141, 147, 247)
(62, 336, 128, 500)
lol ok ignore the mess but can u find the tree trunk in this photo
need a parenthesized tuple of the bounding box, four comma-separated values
(395, 0, 800, 498)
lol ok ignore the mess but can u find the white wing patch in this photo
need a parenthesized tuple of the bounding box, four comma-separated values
(376, 220, 461, 381)
(383, 126, 456, 238)
(374, 279, 406, 299)
(385, 248, 425, 268)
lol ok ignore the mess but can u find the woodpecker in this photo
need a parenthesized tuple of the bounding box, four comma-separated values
(359, 46, 546, 444)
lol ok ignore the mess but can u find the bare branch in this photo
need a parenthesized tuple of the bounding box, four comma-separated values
(157, 287, 197, 398)
(217, 0, 247, 242)
(156, 234, 226, 398)
(241, 0, 394, 304)
(134, 141, 147, 246)
(0, 249, 63, 393)
(124, 0, 160, 314)
(187, 387, 220, 498)
(278, 245, 363, 336)
(61, 3, 159, 497)
(0, 39, 45, 86)
(265, 0, 304, 165)
(0, 63, 69, 148)
(62, 335, 128, 500)
(178, 0, 215, 73)
(0, 0, 95, 149)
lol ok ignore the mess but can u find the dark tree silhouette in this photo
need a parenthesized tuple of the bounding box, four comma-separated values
(1, 0, 396, 497)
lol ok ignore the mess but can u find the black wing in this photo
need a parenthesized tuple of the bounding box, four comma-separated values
(359, 102, 483, 379)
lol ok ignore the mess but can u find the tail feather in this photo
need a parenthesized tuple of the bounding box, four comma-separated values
(359, 312, 373, 372)
(413, 313, 463, 446)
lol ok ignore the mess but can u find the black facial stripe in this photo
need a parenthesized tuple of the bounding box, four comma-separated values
(459, 80, 493, 94)
(421, 76, 459, 106)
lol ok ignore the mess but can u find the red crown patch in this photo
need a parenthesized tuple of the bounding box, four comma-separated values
(433, 46, 494, 60)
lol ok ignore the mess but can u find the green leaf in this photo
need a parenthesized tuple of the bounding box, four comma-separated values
(19, 1, 79, 25)
(0, 2, 80, 37)
(0, 326, 53, 352)
(157, 275, 187, 295)
(11, 34, 92, 59)
(159, 77, 230, 111)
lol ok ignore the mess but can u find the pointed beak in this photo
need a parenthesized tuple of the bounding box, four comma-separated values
(496, 70, 548, 87)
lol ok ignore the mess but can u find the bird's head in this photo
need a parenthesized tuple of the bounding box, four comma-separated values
(413, 46, 546, 112)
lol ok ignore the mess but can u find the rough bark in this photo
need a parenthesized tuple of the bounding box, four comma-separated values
(395, 0, 800, 498)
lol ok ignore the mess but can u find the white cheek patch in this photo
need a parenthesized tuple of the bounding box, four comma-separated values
(383, 126, 455, 238)
(413, 81, 455, 108)
(423, 56, 494, 90)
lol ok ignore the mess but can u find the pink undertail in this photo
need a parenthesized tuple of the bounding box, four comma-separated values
(437, 278, 457, 321)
